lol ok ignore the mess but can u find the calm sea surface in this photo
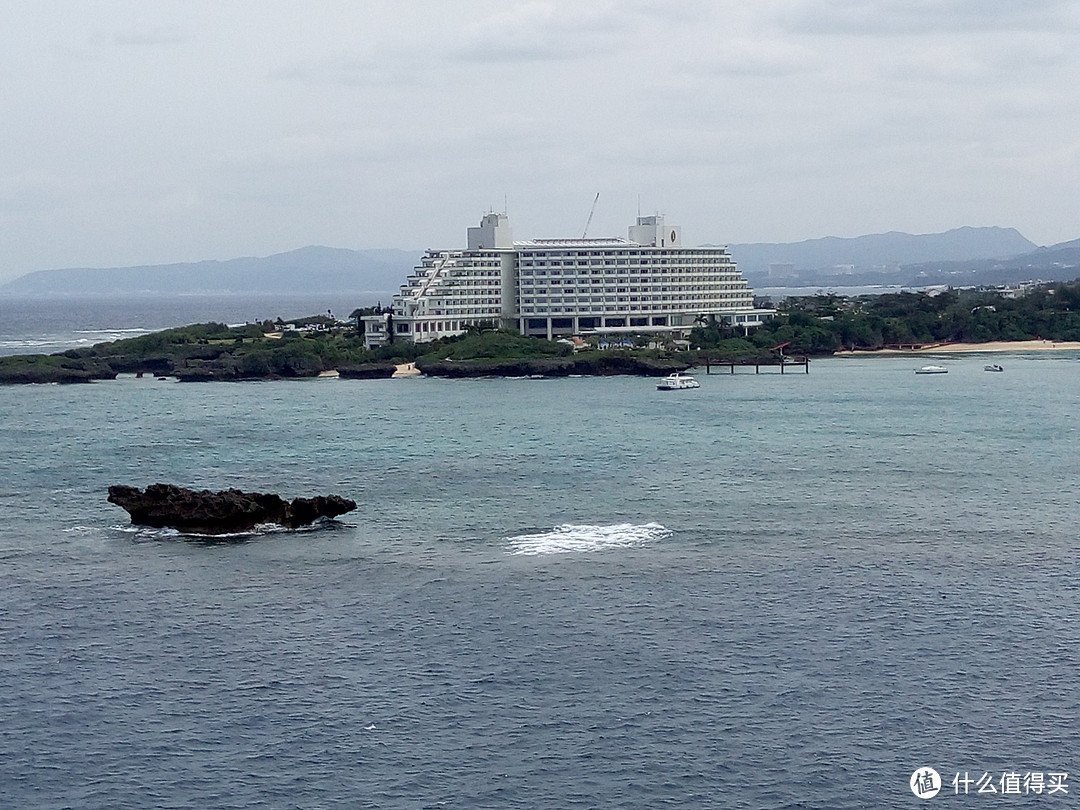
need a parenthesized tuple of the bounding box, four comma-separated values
(1, 300, 1078, 808)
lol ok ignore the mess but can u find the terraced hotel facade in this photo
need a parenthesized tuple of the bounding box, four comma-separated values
(363, 213, 772, 348)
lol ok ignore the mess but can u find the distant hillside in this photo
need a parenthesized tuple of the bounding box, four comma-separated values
(727, 227, 1039, 285)
(900, 239, 1080, 286)
(0, 246, 420, 296)
(5, 229, 1077, 298)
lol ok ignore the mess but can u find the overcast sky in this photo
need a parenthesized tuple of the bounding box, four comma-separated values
(1, 0, 1078, 282)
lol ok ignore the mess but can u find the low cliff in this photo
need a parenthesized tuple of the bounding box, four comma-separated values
(415, 353, 688, 378)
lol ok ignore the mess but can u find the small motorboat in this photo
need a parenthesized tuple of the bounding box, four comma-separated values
(984, 364, 1004, 372)
(914, 365, 948, 374)
(657, 371, 700, 390)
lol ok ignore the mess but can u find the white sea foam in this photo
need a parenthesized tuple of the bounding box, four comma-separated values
(63, 526, 101, 536)
(0, 328, 152, 355)
(505, 522, 671, 556)
(73, 328, 150, 335)
(109, 520, 340, 542)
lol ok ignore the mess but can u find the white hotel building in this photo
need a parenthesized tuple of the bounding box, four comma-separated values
(362, 213, 772, 348)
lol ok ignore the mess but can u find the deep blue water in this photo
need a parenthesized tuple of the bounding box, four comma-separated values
(2, 333, 1079, 807)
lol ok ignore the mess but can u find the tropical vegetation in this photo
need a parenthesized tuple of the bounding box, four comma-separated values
(3, 280, 1079, 384)
(692, 281, 1080, 356)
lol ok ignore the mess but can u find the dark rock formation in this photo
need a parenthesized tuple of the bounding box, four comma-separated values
(415, 354, 688, 378)
(336, 362, 397, 379)
(0, 356, 117, 385)
(108, 483, 356, 535)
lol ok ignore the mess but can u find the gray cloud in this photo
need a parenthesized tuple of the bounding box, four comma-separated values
(448, 1, 642, 62)
(0, 1, 1078, 283)
(782, 0, 1077, 36)
(272, 56, 406, 88)
(686, 38, 818, 78)
(109, 25, 191, 47)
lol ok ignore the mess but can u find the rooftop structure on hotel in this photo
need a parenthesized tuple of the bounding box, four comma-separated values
(362, 213, 773, 348)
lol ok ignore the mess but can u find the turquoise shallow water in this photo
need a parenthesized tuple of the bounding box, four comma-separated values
(1, 352, 1078, 808)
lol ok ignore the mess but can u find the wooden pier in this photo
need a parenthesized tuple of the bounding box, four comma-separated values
(703, 357, 809, 374)
(704, 341, 809, 374)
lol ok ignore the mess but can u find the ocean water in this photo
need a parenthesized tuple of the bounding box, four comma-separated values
(0, 294, 377, 356)
(757, 284, 909, 300)
(2, 321, 1079, 807)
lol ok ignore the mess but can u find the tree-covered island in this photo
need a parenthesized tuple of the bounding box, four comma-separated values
(3, 280, 1080, 385)
(734, 281, 1080, 355)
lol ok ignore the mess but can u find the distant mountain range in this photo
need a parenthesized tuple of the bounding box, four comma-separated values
(3, 227, 1079, 297)
(894, 237, 1080, 287)
(0, 246, 420, 297)
(727, 227, 1080, 288)
(728, 226, 1034, 274)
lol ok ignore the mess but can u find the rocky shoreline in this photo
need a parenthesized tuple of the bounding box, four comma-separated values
(0, 346, 399, 385)
(0, 353, 691, 384)
(415, 354, 687, 378)
(0, 322, 690, 383)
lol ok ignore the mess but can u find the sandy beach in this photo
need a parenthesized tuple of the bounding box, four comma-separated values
(835, 339, 1080, 356)
(392, 362, 421, 377)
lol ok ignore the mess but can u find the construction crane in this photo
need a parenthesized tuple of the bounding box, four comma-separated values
(581, 193, 600, 239)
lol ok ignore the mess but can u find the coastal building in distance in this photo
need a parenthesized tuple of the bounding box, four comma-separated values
(362, 213, 773, 348)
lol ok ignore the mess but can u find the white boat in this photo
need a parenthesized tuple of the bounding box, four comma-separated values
(656, 371, 700, 390)
(984, 364, 1004, 372)
(914, 365, 948, 374)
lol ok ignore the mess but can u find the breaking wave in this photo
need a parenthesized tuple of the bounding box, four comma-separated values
(0, 328, 152, 356)
(505, 522, 671, 556)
